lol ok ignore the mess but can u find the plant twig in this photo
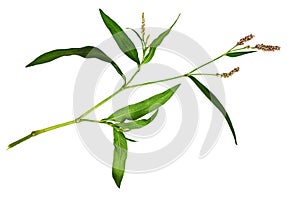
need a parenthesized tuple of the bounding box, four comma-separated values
(7, 44, 253, 149)
(8, 120, 75, 149)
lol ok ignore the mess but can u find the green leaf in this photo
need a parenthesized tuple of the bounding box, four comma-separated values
(107, 84, 180, 122)
(226, 51, 256, 57)
(142, 14, 180, 64)
(188, 76, 237, 145)
(26, 46, 125, 80)
(99, 9, 140, 65)
(124, 137, 137, 142)
(112, 129, 128, 188)
(114, 110, 158, 130)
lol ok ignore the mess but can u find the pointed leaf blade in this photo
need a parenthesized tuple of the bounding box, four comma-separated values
(142, 14, 180, 64)
(226, 51, 256, 57)
(114, 110, 158, 130)
(26, 46, 125, 80)
(188, 76, 237, 145)
(26, 46, 111, 66)
(99, 9, 140, 64)
(107, 84, 180, 122)
(112, 129, 128, 188)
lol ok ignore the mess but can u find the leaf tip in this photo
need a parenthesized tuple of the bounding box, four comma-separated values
(231, 128, 238, 145)
(115, 181, 121, 188)
(168, 84, 181, 96)
(172, 83, 181, 91)
(112, 169, 123, 188)
(99, 9, 106, 18)
(26, 61, 36, 67)
(234, 138, 238, 145)
(171, 14, 181, 28)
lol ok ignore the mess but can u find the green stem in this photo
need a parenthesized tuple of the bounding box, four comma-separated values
(230, 45, 251, 52)
(8, 120, 75, 149)
(126, 67, 141, 85)
(76, 87, 123, 121)
(187, 54, 225, 75)
(125, 52, 229, 89)
(80, 119, 101, 123)
(8, 80, 126, 149)
(190, 73, 218, 77)
(7, 134, 32, 150)
(125, 75, 185, 89)
(187, 44, 239, 75)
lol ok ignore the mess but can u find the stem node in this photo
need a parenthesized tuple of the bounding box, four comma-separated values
(75, 118, 81, 123)
(31, 130, 38, 136)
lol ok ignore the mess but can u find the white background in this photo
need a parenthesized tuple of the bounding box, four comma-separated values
(1, 0, 299, 196)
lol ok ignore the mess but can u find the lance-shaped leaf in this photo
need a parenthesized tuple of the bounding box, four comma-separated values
(114, 110, 158, 130)
(26, 46, 125, 80)
(107, 84, 180, 122)
(188, 76, 237, 145)
(112, 129, 128, 188)
(142, 14, 180, 64)
(226, 51, 256, 57)
(99, 9, 140, 65)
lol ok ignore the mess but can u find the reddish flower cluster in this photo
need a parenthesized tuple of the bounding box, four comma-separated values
(255, 44, 280, 51)
(218, 67, 240, 78)
(237, 34, 255, 45)
(141, 12, 145, 38)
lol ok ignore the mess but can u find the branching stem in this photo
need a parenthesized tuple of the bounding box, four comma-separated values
(8, 44, 247, 149)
